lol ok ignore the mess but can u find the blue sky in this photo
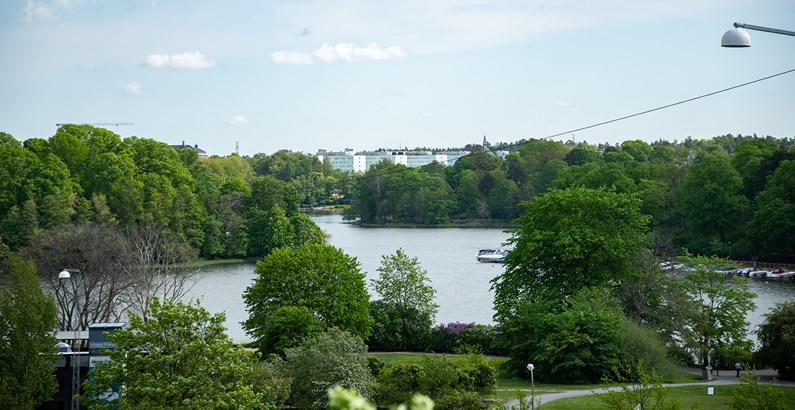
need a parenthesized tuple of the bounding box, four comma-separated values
(1, 1, 793, 157)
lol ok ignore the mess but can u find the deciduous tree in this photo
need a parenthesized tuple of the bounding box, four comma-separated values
(83, 299, 266, 409)
(0, 255, 59, 408)
(244, 244, 372, 353)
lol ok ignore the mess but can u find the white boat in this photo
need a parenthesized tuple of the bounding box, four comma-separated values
(767, 269, 795, 280)
(477, 249, 509, 263)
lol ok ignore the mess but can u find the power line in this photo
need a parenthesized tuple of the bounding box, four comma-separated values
(342, 67, 795, 205)
(539, 67, 795, 141)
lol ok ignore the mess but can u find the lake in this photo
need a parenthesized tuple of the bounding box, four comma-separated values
(186, 214, 795, 345)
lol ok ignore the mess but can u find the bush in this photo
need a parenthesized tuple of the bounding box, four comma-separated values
(426, 322, 502, 354)
(276, 327, 373, 410)
(374, 354, 496, 408)
(434, 390, 488, 410)
(619, 319, 680, 380)
(375, 364, 424, 406)
(368, 300, 432, 352)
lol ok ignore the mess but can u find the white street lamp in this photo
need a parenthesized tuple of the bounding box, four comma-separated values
(526, 363, 535, 410)
(722, 22, 795, 48)
(59, 268, 83, 410)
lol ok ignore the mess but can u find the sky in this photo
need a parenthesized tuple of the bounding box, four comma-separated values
(1, 0, 794, 157)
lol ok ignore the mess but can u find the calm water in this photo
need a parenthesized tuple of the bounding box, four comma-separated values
(186, 214, 795, 344)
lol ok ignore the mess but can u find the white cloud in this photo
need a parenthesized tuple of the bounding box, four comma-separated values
(421, 112, 433, 117)
(271, 51, 313, 65)
(124, 82, 143, 95)
(146, 51, 215, 69)
(229, 115, 248, 127)
(23, 1, 55, 23)
(314, 42, 407, 63)
(556, 101, 573, 107)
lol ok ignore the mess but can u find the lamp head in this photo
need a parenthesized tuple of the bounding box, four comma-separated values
(722, 27, 751, 47)
(527, 363, 535, 371)
(58, 270, 71, 279)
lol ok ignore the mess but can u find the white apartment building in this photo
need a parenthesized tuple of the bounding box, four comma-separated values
(317, 149, 460, 172)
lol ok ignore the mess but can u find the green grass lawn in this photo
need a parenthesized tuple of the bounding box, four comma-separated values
(538, 385, 795, 409)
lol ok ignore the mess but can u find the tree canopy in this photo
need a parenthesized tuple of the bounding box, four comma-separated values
(83, 298, 267, 410)
(493, 186, 650, 311)
(243, 244, 372, 354)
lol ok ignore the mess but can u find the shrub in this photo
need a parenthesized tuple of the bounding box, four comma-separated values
(275, 327, 373, 410)
(426, 322, 502, 354)
(368, 300, 431, 352)
(619, 319, 680, 380)
(435, 390, 488, 410)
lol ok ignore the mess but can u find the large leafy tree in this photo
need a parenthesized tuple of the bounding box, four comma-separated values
(244, 244, 372, 354)
(0, 255, 59, 409)
(493, 186, 650, 311)
(755, 300, 795, 380)
(372, 248, 438, 321)
(680, 255, 756, 369)
(369, 248, 438, 352)
(83, 299, 265, 409)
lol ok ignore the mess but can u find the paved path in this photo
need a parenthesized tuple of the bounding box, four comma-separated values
(503, 369, 795, 409)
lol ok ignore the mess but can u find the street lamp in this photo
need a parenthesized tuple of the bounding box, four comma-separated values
(59, 269, 83, 410)
(526, 363, 535, 410)
(721, 22, 795, 47)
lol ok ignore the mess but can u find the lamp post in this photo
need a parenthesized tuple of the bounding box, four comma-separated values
(721, 22, 795, 47)
(526, 363, 535, 410)
(59, 269, 83, 410)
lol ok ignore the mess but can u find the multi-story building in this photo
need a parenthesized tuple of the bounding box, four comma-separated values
(318, 149, 463, 172)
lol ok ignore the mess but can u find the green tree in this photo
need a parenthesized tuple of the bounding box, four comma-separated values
(493, 187, 649, 309)
(372, 248, 438, 321)
(748, 160, 795, 262)
(755, 300, 795, 380)
(275, 327, 373, 410)
(0, 255, 59, 409)
(681, 255, 756, 370)
(368, 300, 431, 352)
(82, 298, 265, 409)
(244, 244, 372, 353)
(679, 152, 749, 253)
(496, 287, 624, 383)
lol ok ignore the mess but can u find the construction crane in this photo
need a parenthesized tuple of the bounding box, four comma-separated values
(56, 122, 134, 127)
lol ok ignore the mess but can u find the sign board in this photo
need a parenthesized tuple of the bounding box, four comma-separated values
(707, 386, 715, 395)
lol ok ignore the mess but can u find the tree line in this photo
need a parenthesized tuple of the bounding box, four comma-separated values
(2, 127, 793, 263)
(0, 124, 349, 260)
(346, 134, 795, 263)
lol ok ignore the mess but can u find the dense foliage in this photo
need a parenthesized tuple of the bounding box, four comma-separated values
(82, 298, 270, 409)
(0, 255, 59, 409)
(0, 125, 339, 259)
(243, 244, 373, 354)
(755, 300, 795, 380)
(274, 327, 373, 410)
(3, 128, 794, 262)
(344, 135, 795, 263)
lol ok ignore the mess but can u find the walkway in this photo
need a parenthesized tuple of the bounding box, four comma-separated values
(503, 369, 795, 408)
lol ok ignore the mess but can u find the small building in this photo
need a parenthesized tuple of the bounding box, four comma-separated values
(171, 141, 208, 157)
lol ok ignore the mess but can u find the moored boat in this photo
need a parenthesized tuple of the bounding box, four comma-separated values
(477, 249, 509, 263)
